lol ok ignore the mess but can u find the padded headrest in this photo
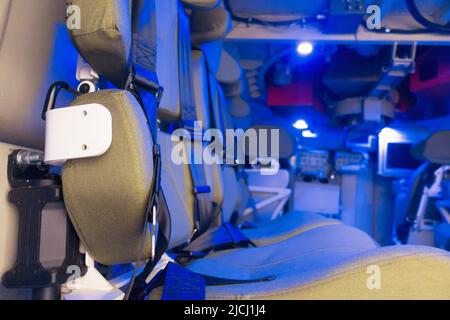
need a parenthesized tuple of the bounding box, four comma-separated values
(250, 124, 298, 161)
(228, 96, 251, 118)
(182, 0, 221, 10)
(217, 50, 242, 84)
(199, 40, 224, 75)
(221, 79, 243, 98)
(412, 131, 450, 165)
(67, 0, 132, 88)
(190, 3, 232, 46)
(156, 0, 181, 122)
(217, 50, 243, 97)
(62, 90, 154, 265)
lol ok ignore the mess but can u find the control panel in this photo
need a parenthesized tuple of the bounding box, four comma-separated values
(324, 0, 366, 34)
(298, 150, 331, 179)
(335, 151, 369, 173)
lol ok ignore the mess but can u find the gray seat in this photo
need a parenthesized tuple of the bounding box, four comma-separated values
(199, 45, 341, 245)
(153, 1, 450, 299)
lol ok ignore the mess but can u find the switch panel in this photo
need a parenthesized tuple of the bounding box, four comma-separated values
(324, 0, 366, 34)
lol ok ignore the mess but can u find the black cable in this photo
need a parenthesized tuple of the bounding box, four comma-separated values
(361, 19, 431, 34)
(223, 0, 325, 28)
(406, 0, 450, 34)
(363, 0, 450, 35)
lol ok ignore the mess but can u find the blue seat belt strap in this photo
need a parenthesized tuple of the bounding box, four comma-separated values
(141, 262, 275, 300)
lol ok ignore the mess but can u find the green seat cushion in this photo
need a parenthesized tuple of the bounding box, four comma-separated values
(62, 90, 153, 265)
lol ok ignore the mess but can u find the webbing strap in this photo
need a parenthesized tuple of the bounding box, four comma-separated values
(137, 262, 275, 300)
(177, 6, 217, 237)
(176, 223, 255, 261)
(128, 0, 163, 137)
(178, 4, 196, 124)
(125, 0, 172, 300)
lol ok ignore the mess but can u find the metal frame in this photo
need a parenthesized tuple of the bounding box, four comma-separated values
(243, 186, 292, 220)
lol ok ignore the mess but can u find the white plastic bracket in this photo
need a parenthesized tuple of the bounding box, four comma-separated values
(76, 55, 99, 82)
(44, 103, 112, 165)
(63, 252, 124, 300)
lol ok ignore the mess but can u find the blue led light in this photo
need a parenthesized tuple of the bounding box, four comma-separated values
(296, 41, 314, 56)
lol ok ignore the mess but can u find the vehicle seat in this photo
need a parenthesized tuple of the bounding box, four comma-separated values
(58, 0, 450, 300)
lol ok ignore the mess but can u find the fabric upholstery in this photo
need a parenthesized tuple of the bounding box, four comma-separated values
(0, 0, 78, 149)
(217, 50, 242, 85)
(412, 131, 450, 165)
(159, 132, 224, 250)
(62, 90, 153, 265)
(159, 133, 195, 248)
(67, 0, 132, 88)
(435, 223, 450, 250)
(222, 80, 244, 98)
(217, 50, 243, 98)
(228, 97, 251, 119)
(242, 212, 341, 247)
(182, 0, 221, 10)
(187, 225, 379, 278)
(192, 50, 212, 129)
(193, 245, 450, 300)
(190, 3, 232, 46)
(199, 40, 224, 76)
(248, 125, 298, 161)
(156, 0, 181, 121)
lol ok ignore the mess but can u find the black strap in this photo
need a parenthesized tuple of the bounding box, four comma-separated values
(128, 0, 163, 138)
(124, 0, 173, 300)
(174, 223, 255, 263)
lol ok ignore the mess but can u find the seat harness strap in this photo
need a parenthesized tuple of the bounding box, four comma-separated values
(177, 6, 217, 238)
(124, 0, 172, 300)
(134, 262, 275, 300)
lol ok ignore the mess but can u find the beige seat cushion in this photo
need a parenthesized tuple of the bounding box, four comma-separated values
(185, 225, 450, 299)
(243, 212, 341, 246)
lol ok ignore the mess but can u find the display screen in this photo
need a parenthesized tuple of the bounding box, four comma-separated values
(386, 143, 423, 170)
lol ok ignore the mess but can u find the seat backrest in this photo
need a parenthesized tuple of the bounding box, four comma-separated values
(0, 0, 79, 149)
(157, 3, 228, 248)
(412, 131, 450, 165)
(0, 1, 79, 298)
(396, 131, 450, 242)
(63, 0, 163, 265)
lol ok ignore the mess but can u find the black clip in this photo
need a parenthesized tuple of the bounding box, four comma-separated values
(127, 73, 164, 107)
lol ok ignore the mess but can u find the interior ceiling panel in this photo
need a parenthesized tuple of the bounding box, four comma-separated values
(227, 0, 450, 21)
(227, 0, 328, 18)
